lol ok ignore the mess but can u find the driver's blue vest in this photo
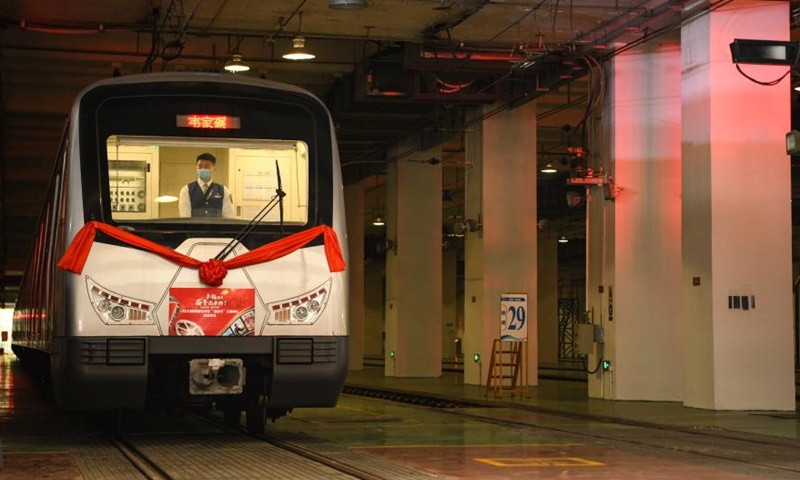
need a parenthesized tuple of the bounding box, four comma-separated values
(188, 182, 224, 217)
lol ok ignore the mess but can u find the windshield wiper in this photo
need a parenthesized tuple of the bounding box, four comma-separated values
(215, 160, 286, 261)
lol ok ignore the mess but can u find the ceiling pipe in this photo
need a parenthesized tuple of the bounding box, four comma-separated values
(419, 49, 527, 63)
(0, 43, 358, 67)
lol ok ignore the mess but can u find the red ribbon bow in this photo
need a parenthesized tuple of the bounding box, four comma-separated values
(198, 258, 228, 286)
(58, 221, 346, 286)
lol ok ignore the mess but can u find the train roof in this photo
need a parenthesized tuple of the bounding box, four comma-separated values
(73, 72, 325, 105)
(68, 72, 333, 127)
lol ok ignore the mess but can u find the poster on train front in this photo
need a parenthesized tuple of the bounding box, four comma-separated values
(168, 287, 255, 337)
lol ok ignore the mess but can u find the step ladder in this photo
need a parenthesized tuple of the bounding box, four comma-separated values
(486, 338, 527, 396)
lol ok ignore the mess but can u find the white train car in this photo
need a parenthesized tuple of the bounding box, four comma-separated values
(12, 73, 349, 433)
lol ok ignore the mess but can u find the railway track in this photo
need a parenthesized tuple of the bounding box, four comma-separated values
(342, 386, 800, 478)
(109, 436, 173, 480)
(98, 411, 435, 480)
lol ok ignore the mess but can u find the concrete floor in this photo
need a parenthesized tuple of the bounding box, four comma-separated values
(4, 352, 800, 479)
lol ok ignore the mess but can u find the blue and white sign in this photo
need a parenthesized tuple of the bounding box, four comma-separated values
(500, 293, 528, 341)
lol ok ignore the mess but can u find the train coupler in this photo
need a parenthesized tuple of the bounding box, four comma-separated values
(188, 358, 244, 395)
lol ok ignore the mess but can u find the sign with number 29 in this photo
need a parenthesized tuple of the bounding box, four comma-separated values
(500, 293, 528, 341)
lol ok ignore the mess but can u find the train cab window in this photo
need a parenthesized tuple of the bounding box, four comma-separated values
(106, 135, 309, 225)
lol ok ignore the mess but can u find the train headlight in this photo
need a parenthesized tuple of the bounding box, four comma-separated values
(267, 279, 331, 325)
(86, 277, 156, 326)
(110, 306, 126, 321)
(97, 299, 112, 313)
(293, 305, 308, 321)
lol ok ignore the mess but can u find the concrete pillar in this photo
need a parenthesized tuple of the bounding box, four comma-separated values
(586, 42, 684, 401)
(443, 249, 458, 359)
(344, 182, 365, 370)
(463, 110, 485, 385)
(681, 1, 794, 410)
(384, 143, 443, 377)
(463, 101, 539, 386)
(585, 178, 607, 399)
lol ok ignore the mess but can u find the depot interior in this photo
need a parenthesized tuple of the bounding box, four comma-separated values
(1, 2, 800, 390)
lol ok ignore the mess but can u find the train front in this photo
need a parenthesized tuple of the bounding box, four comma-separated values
(55, 73, 349, 432)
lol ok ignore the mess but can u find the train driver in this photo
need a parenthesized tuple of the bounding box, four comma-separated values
(178, 153, 235, 218)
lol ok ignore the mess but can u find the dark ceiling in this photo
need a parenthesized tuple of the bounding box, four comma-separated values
(0, 0, 795, 306)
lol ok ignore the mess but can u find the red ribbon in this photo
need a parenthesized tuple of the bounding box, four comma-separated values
(198, 258, 228, 287)
(58, 221, 346, 286)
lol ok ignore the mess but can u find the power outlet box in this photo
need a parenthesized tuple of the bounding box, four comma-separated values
(576, 323, 595, 355)
(576, 323, 605, 356)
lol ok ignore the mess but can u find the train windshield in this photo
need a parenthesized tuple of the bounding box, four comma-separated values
(106, 135, 309, 225)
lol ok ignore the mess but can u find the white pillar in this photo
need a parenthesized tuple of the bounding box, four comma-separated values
(586, 180, 607, 398)
(587, 42, 684, 401)
(443, 249, 458, 359)
(384, 143, 443, 377)
(464, 102, 539, 385)
(681, 1, 794, 410)
(464, 110, 485, 385)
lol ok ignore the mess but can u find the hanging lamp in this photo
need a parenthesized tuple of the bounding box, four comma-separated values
(223, 53, 250, 73)
(283, 12, 316, 61)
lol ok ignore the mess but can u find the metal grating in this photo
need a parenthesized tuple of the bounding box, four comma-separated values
(79, 338, 146, 365)
(557, 280, 580, 360)
(311, 338, 338, 363)
(79, 339, 109, 364)
(276, 338, 339, 365)
(276, 338, 314, 365)
(107, 338, 145, 365)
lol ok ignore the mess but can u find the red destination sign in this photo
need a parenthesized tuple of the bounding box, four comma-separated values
(176, 114, 241, 129)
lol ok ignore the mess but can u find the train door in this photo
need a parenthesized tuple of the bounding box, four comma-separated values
(229, 145, 308, 224)
(106, 143, 160, 220)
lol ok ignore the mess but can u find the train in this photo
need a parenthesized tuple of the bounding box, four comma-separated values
(11, 72, 349, 434)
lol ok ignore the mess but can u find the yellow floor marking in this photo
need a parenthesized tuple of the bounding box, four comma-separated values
(475, 457, 605, 467)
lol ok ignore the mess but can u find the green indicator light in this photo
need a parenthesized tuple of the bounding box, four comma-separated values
(472, 353, 481, 363)
(602, 360, 611, 371)
(389, 350, 395, 359)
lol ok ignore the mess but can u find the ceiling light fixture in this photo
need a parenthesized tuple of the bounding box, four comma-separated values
(558, 236, 569, 244)
(541, 164, 557, 173)
(223, 54, 250, 73)
(282, 12, 315, 61)
(283, 36, 315, 60)
(329, 0, 369, 10)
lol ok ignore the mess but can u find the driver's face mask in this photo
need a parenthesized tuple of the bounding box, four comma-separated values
(197, 169, 212, 182)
